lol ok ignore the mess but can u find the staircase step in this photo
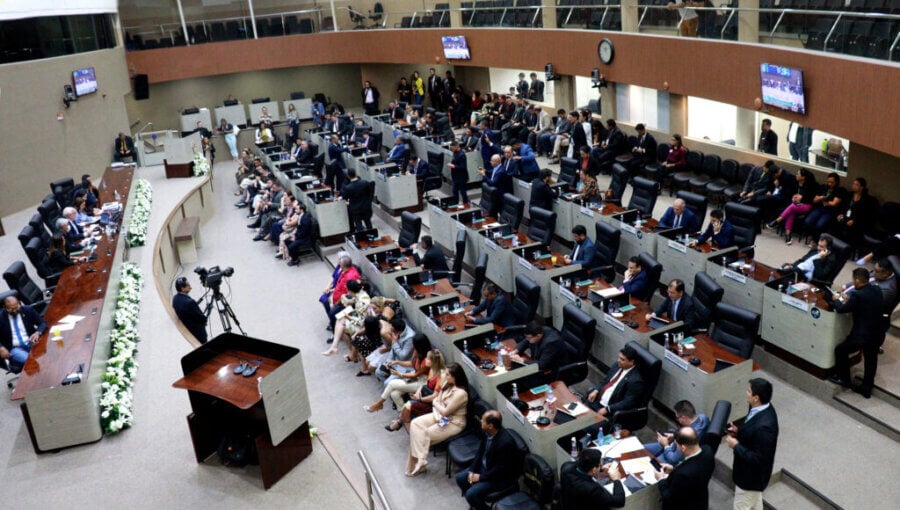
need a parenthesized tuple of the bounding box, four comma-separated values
(763, 469, 844, 510)
(832, 388, 900, 443)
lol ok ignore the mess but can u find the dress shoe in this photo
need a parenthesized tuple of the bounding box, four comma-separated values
(765, 220, 778, 229)
(247, 221, 261, 229)
(234, 202, 247, 208)
(827, 375, 850, 388)
(851, 386, 872, 399)
(252, 234, 265, 241)
(287, 259, 299, 266)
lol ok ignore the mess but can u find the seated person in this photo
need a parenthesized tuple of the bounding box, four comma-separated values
(564, 225, 597, 270)
(583, 345, 645, 419)
(662, 134, 687, 174)
(412, 235, 450, 273)
(385, 349, 446, 432)
(509, 321, 567, 376)
(0, 294, 47, 372)
(385, 137, 409, 166)
(365, 333, 431, 413)
(577, 166, 602, 204)
(372, 318, 416, 383)
(529, 169, 558, 212)
(658, 198, 698, 233)
(621, 256, 649, 298)
(646, 279, 698, 330)
(46, 233, 86, 274)
(465, 284, 515, 328)
(293, 139, 314, 165)
(73, 195, 97, 223)
(321, 280, 370, 356)
(406, 154, 429, 180)
(113, 132, 135, 162)
(286, 203, 315, 266)
(56, 217, 90, 253)
(559, 449, 625, 509)
(642, 400, 709, 465)
(406, 363, 469, 476)
(781, 234, 838, 282)
(689, 209, 734, 249)
(455, 410, 526, 510)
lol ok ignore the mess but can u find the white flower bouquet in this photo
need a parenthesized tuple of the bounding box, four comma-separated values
(125, 179, 153, 247)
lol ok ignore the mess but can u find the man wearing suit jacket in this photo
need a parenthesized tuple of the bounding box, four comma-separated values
(593, 119, 628, 167)
(654, 427, 716, 510)
(584, 345, 645, 418)
(361, 80, 380, 115)
(385, 138, 409, 167)
(627, 123, 658, 175)
(56, 218, 89, 253)
(659, 199, 699, 233)
(528, 72, 545, 102)
(826, 267, 884, 398)
(515, 73, 530, 99)
(412, 236, 449, 273)
(644, 400, 710, 465)
(691, 209, 735, 248)
(1, 295, 48, 372)
(725, 378, 779, 510)
(114, 132, 135, 162)
(560, 448, 625, 510)
(327, 135, 348, 191)
(427, 68, 443, 110)
(287, 205, 314, 266)
(781, 235, 839, 282)
(480, 154, 511, 196)
(530, 169, 558, 212)
(449, 141, 470, 204)
(407, 155, 430, 180)
(512, 140, 540, 181)
(621, 256, 650, 299)
(757, 118, 778, 156)
(455, 410, 524, 510)
(647, 279, 698, 331)
(341, 168, 373, 231)
(172, 277, 208, 344)
(511, 321, 568, 376)
(565, 225, 597, 270)
(466, 284, 515, 327)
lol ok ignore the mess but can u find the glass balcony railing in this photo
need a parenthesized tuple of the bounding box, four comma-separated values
(121, 2, 899, 62)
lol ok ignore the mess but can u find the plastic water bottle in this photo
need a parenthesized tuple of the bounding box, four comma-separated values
(721, 256, 727, 276)
(768, 271, 775, 283)
(463, 340, 469, 353)
(777, 284, 784, 293)
(546, 387, 555, 405)
(114, 189, 121, 201)
(571, 437, 579, 460)
(677, 337, 685, 356)
(664, 332, 671, 351)
(511, 383, 519, 400)
(497, 347, 505, 368)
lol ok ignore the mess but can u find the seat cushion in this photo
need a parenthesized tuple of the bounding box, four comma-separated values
(494, 492, 540, 510)
(672, 172, 695, 184)
(448, 433, 481, 467)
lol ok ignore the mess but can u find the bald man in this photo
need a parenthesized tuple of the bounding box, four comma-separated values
(654, 426, 716, 510)
(659, 198, 699, 233)
(479, 153, 511, 195)
(455, 410, 524, 510)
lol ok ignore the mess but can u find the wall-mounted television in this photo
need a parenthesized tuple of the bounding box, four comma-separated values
(73, 66, 98, 97)
(441, 36, 470, 60)
(760, 63, 805, 115)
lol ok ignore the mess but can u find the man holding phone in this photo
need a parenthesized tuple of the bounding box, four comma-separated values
(643, 400, 709, 465)
(780, 234, 838, 282)
(653, 427, 716, 510)
(559, 448, 625, 509)
(724, 378, 779, 510)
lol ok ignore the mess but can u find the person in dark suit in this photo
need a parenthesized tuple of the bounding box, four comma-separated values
(479, 154, 511, 196)
(466, 284, 514, 328)
(341, 168, 373, 231)
(510, 321, 568, 376)
(327, 135, 348, 192)
(826, 267, 884, 398)
(647, 279, 698, 330)
(407, 154, 430, 180)
(757, 118, 778, 156)
(584, 345, 645, 418)
(56, 218, 89, 253)
(530, 169, 558, 212)
(658, 198, 699, 233)
(448, 141, 470, 204)
(559, 448, 625, 510)
(455, 410, 524, 510)
(515, 72, 529, 99)
(427, 67, 443, 110)
(385, 137, 409, 167)
(592, 119, 628, 168)
(565, 225, 597, 270)
(781, 235, 839, 282)
(413, 236, 449, 273)
(528, 72, 544, 102)
(512, 140, 540, 181)
(46, 232, 85, 274)
(0, 295, 47, 372)
(361, 80, 380, 115)
(725, 378, 779, 510)
(691, 209, 735, 248)
(287, 206, 315, 266)
(172, 277, 208, 344)
(194, 121, 212, 140)
(654, 427, 716, 510)
(621, 256, 650, 299)
(627, 123, 658, 175)
(114, 132, 135, 162)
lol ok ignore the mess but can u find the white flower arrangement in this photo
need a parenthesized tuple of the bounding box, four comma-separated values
(99, 262, 144, 435)
(125, 179, 153, 247)
(193, 147, 210, 177)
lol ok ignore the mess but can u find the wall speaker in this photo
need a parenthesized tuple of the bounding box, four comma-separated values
(133, 74, 149, 100)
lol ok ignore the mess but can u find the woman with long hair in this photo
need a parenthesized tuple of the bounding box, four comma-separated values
(405, 362, 468, 476)
(364, 333, 432, 412)
(411, 71, 424, 105)
(767, 168, 818, 245)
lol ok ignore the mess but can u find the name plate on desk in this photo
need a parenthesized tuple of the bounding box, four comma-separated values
(376, 172, 387, 181)
(518, 258, 534, 271)
(559, 287, 577, 302)
(579, 207, 595, 218)
(781, 294, 810, 312)
(484, 239, 499, 251)
(431, 205, 445, 216)
(517, 180, 530, 190)
(621, 223, 639, 236)
(665, 349, 690, 371)
(603, 314, 626, 332)
(666, 240, 687, 253)
(724, 269, 748, 285)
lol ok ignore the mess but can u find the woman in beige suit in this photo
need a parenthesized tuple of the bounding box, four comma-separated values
(406, 363, 469, 477)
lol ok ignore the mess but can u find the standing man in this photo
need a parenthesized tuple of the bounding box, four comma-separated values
(342, 168, 373, 231)
(787, 122, 812, 163)
(528, 72, 545, 102)
(530, 169, 558, 212)
(0, 295, 47, 372)
(173, 277, 208, 344)
(512, 140, 540, 182)
(449, 141, 469, 204)
(427, 68, 442, 110)
(509, 320, 568, 376)
(515, 72, 529, 99)
(654, 427, 716, 510)
(559, 448, 625, 509)
(757, 118, 778, 156)
(668, 0, 699, 37)
(443, 70, 456, 110)
(455, 410, 524, 510)
(361, 80, 380, 115)
(725, 378, 779, 510)
(826, 267, 884, 398)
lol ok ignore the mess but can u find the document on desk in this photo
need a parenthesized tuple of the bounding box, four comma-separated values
(601, 436, 644, 457)
(620, 457, 655, 476)
(58, 315, 86, 324)
(52, 322, 77, 332)
(592, 287, 623, 298)
(556, 401, 592, 417)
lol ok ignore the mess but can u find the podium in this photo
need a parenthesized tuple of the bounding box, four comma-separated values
(163, 132, 202, 179)
(173, 333, 313, 489)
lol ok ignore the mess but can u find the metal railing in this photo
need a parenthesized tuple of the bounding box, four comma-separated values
(358, 450, 391, 510)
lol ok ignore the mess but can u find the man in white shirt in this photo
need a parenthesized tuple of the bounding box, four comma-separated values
(583, 345, 645, 418)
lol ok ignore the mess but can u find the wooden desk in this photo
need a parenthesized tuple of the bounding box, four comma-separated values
(173, 334, 312, 490)
(14, 166, 134, 452)
(427, 200, 478, 252)
(708, 256, 787, 318)
(549, 270, 600, 330)
(560, 195, 629, 235)
(345, 234, 395, 266)
(418, 296, 496, 362)
(454, 336, 539, 407)
(611, 211, 674, 267)
(656, 229, 738, 295)
(361, 248, 419, 298)
(481, 229, 541, 293)
(394, 271, 458, 333)
(512, 247, 582, 318)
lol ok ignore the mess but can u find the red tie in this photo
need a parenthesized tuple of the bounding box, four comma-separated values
(600, 369, 622, 395)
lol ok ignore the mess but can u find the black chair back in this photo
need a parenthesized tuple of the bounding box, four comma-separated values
(701, 400, 732, 455)
(711, 302, 760, 359)
(500, 193, 525, 231)
(557, 303, 597, 386)
(686, 150, 704, 173)
(701, 153, 721, 180)
(480, 183, 501, 217)
(18, 225, 37, 251)
(38, 199, 61, 232)
(720, 159, 739, 183)
(823, 235, 851, 285)
(453, 229, 466, 283)
(519, 453, 555, 505)
(691, 271, 724, 330)
(307, 141, 320, 156)
(526, 207, 556, 246)
(627, 177, 659, 218)
(676, 190, 708, 232)
(636, 252, 662, 302)
(50, 177, 75, 207)
(398, 211, 421, 248)
(607, 163, 629, 204)
(427, 150, 444, 177)
(724, 202, 760, 256)
(3, 261, 47, 314)
(558, 157, 579, 188)
(593, 221, 620, 281)
(512, 274, 541, 323)
(470, 253, 488, 305)
(655, 142, 670, 164)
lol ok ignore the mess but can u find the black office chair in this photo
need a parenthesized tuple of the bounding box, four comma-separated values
(711, 302, 760, 359)
(724, 202, 761, 258)
(469, 253, 488, 305)
(500, 193, 525, 232)
(641, 142, 669, 184)
(724, 164, 754, 203)
(449, 229, 467, 284)
(592, 221, 620, 282)
(701, 400, 732, 455)
(512, 274, 541, 324)
(425, 150, 445, 192)
(446, 397, 493, 476)
(690, 271, 724, 331)
(492, 452, 555, 510)
(29, 213, 50, 245)
(18, 225, 38, 252)
(526, 206, 556, 246)
(690, 153, 721, 194)
(38, 199, 62, 233)
(627, 177, 659, 218)
(672, 149, 704, 195)
(24, 237, 61, 287)
(707, 158, 739, 207)
(3, 261, 50, 315)
(398, 211, 422, 249)
(557, 304, 597, 386)
(634, 252, 663, 303)
(479, 183, 502, 217)
(50, 177, 75, 207)
(558, 157, 580, 190)
(676, 190, 708, 233)
(609, 341, 662, 433)
(606, 163, 629, 205)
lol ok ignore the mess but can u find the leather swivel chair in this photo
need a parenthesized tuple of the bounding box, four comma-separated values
(500, 193, 525, 232)
(398, 211, 421, 249)
(592, 221, 620, 282)
(526, 207, 556, 246)
(3, 261, 50, 315)
(724, 202, 761, 258)
(627, 177, 659, 218)
(635, 252, 663, 303)
(557, 303, 597, 386)
(512, 274, 541, 324)
(690, 271, 724, 331)
(675, 190, 708, 233)
(701, 400, 732, 455)
(711, 302, 760, 359)
(480, 183, 502, 218)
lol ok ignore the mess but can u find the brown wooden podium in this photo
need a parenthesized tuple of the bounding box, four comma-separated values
(163, 158, 194, 178)
(173, 333, 313, 489)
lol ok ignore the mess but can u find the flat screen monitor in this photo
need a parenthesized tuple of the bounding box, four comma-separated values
(760, 63, 805, 115)
(441, 36, 471, 60)
(72, 67, 98, 97)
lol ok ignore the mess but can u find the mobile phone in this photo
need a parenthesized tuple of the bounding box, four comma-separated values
(566, 402, 578, 411)
(650, 458, 663, 471)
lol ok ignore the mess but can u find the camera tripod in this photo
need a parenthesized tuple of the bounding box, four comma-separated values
(202, 285, 246, 336)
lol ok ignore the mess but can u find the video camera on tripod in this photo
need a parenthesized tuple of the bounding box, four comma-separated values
(194, 265, 234, 291)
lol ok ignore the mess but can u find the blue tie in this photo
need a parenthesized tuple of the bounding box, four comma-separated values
(13, 315, 26, 347)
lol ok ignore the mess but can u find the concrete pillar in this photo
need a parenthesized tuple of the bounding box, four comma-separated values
(738, 0, 760, 43)
(735, 107, 757, 150)
(449, 0, 463, 28)
(621, 0, 639, 33)
(554, 76, 577, 111)
(541, 0, 557, 29)
(668, 94, 688, 137)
